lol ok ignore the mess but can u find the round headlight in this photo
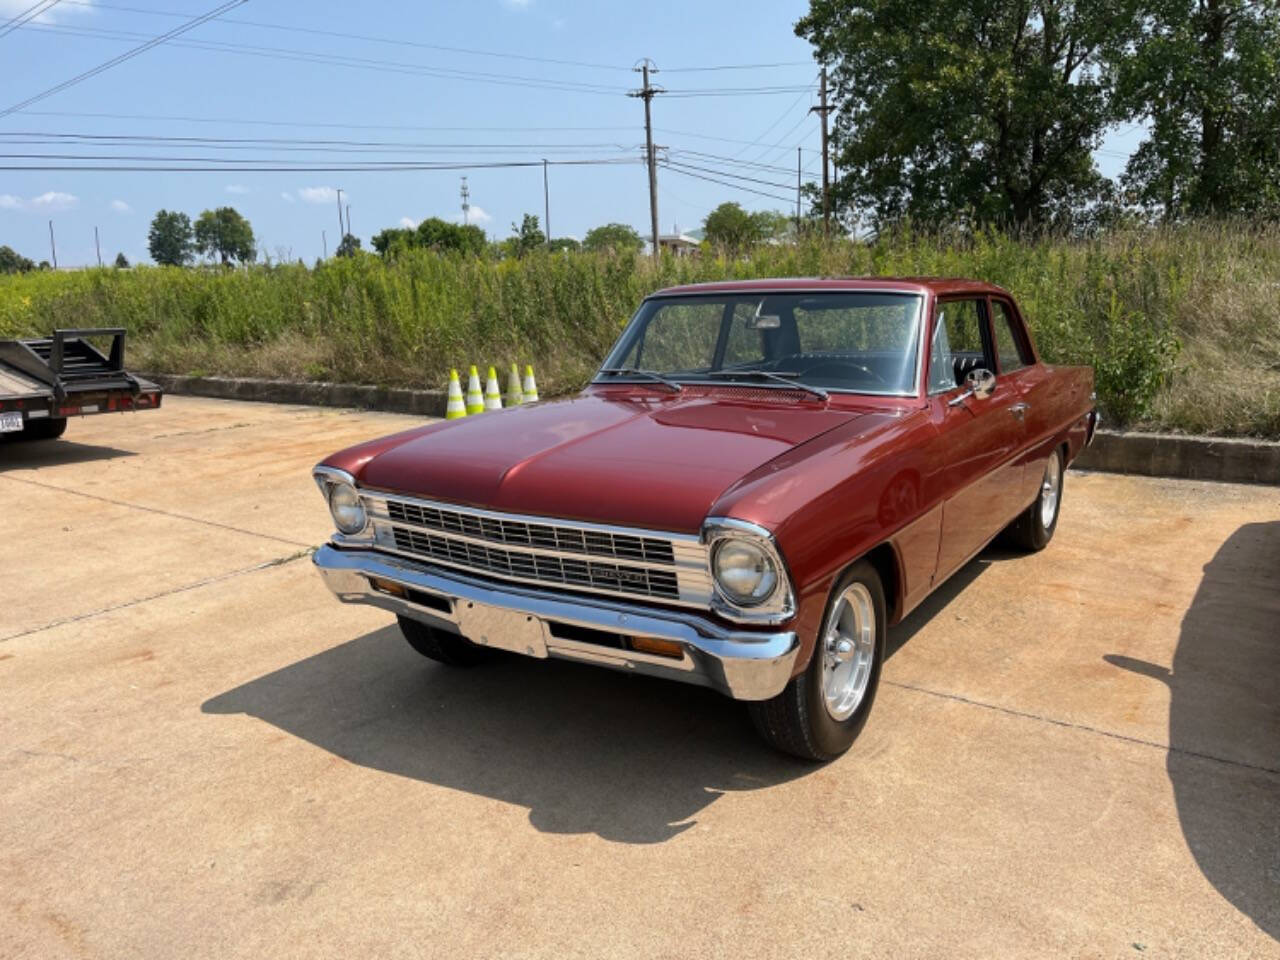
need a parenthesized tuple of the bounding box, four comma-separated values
(328, 482, 367, 535)
(712, 538, 778, 606)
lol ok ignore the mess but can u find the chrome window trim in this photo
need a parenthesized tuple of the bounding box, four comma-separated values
(595, 289, 927, 399)
(701, 516, 797, 625)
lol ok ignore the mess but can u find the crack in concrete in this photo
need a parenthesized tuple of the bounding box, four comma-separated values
(0, 474, 310, 548)
(885, 678, 1280, 778)
(1, 550, 313, 644)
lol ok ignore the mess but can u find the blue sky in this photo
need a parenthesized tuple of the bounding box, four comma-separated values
(0, 0, 1144, 267)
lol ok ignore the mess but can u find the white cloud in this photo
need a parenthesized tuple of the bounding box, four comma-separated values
(0, 194, 20, 210)
(110, 199, 131, 213)
(297, 186, 337, 204)
(453, 205, 492, 224)
(29, 191, 78, 211)
(225, 184, 250, 195)
(503, 0, 532, 8)
(398, 217, 418, 229)
(280, 192, 296, 203)
(0, 0, 92, 23)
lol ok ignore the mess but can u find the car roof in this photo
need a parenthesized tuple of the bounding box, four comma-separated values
(649, 276, 1008, 298)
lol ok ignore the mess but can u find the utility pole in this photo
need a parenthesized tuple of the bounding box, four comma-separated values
(335, 188, 345, 237)
(48, 220, 57, 269)
(345, 204, 352, 239)
(94, 225, 102, 267)
(796, 147, 802, 229)
(460, 176, 470, 225)
(810, 66, 833, 237)
(322, 229, 327, 259)
(629, 59, 663, 261)
(542, 158, 551, 247)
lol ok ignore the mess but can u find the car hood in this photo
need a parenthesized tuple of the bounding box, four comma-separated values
(352, 391, 882, 532)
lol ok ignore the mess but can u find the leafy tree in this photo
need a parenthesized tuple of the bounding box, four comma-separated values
(147, 209, 194, 266)
(583, 222, 644, 253)
(0, 245, 36, 274)
(415, 217, 486, 255)
(194, 206, 255, 265)
(703, 202, 792, 251)
(113, 252, 130, 269)
(1117, 0, 1280, 219)
(335, 233, 362, 257)
(510, 213, 546, 256)
(370, 227, 416, 257)
(797, 0, 1139, 229)
(548, 236, 581, 253)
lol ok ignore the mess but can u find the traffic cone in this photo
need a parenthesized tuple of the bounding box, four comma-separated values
(445, 368, 467, 419)
(465, 365, 485, 415)
(505, 363, 523, 406)
(522, 364, 539, 402)
(484, 366, 503, 410)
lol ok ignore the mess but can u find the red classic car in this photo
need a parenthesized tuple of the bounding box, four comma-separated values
(313, 278, 1098, 759)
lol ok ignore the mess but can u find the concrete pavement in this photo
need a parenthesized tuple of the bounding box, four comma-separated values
(2, 397, 1277, 958)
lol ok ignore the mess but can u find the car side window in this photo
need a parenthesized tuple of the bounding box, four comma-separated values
(991, 300, 1030, 373)
(928, 298, 989, 394)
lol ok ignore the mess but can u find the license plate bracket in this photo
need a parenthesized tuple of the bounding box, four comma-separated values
(0, 412, 23, 433)
(455, 601, 549, 659)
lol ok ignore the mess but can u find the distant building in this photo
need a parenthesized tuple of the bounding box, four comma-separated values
(656, 232, 700, 257)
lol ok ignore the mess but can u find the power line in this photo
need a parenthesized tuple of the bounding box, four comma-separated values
(0, 0, 248, 120)
(0, 156, 642, 172)
(730, 86, 813, 159)
(55, 0, 632, 71)
(662, 61, 816, 72)
(21, 22, 630, 96)
(0, 132, 639, 155)
(0, 0, 62, 39)
(659, 162, 794, 205)
(0, 151, 643, 166)
(664, 158, 795, 191)
(663, 85, 816, 98)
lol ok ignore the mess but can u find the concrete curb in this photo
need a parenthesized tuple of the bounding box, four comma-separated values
(143, 373, 447, 418)
(146, 373, 1279, 486)
(1074, 429, 1280, 486)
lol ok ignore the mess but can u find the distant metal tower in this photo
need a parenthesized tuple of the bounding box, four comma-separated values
(460, 176, 471, 226)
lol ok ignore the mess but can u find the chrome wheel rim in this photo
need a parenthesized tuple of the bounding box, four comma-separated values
(821, 582, 877, 722)
(1040, 451, 1062, 529)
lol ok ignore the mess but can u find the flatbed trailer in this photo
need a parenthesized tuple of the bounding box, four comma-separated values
(0, 328, 161, 442)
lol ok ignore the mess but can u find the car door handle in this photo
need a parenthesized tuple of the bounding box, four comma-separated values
(1010, 402, 1030, 420)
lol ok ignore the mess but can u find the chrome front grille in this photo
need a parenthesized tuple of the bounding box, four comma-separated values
(365, 493, 712, 608)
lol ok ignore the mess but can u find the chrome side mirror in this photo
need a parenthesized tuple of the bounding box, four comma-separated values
(948, 368, 996, 406)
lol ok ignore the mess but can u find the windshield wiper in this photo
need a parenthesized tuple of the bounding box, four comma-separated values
(595, 367, 683, 392)
(699, 369, 829, 400)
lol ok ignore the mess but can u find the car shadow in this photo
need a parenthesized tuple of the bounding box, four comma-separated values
(1105, 521, 1280, 942)
(0, 438, 137, 468)
(202, 625, 810, 844)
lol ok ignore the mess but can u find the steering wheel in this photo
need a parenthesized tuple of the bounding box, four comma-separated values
(796, 359, 888, 386)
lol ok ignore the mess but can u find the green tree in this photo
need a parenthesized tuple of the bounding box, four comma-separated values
(0, 245, 36, 274)
(548, 236, 582, 253)
(113, 252, 129, 269)
(194, 207, 255, 265)
(510, 213, 546, 256)
(1118, 0, 1280, 219)
(370, 227, 416, 257)
(797, 0, 1139, 229)
(335, 233, 362, 257)
(703, 202, 765, 252)
(415, 217, 486, 254)
(583, 222, 644, 253)
(147, 209, 194, 266)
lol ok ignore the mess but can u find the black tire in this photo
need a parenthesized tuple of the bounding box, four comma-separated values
(749, 560, 887, 761)
(396, 615, 490, 667)
(1004, 447, 1065, 552)
(4, 417, 67, 442)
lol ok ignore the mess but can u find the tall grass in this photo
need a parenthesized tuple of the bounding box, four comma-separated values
(2, 223, 1277, 436)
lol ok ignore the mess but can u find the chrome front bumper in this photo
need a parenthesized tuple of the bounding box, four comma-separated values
(312, 544, 800, 701)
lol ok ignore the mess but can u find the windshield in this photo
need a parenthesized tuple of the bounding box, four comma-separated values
(598, 291, 924, 396)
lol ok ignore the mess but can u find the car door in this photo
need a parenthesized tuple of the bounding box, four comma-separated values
(987, 296, 1043, 506)
(927, 296, 1027, 581)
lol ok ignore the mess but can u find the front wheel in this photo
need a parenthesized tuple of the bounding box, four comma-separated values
(748, 560, 886, 761)
(396, 615, 490, 667)
(1004, 447, 1064, 551)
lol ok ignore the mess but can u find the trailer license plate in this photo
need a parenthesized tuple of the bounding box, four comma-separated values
(0, 412, 22, 433)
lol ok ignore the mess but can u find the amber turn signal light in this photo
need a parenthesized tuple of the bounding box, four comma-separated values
(628, 635, 684, 659)
(369, 577, 406, 597)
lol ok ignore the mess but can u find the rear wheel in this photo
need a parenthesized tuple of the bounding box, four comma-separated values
(1005, 448, 1064, 551)
(749, 560, 886, 761)
(396, 615, 490, 667)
